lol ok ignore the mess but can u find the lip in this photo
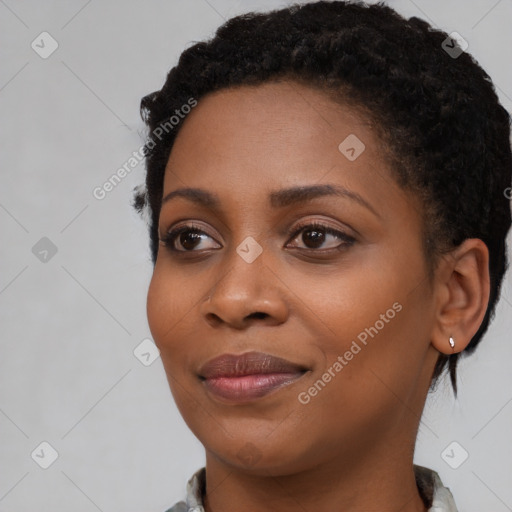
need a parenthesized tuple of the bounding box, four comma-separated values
(198, 351, 309, 403)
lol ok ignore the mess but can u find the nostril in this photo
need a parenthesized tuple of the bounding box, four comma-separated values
(248, 312, 267, 320)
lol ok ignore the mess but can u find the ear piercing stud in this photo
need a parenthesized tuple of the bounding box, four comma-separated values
(449, 336, 455, 350)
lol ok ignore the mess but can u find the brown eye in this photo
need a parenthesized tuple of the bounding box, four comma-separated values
(300, 227, 327, 249)
(287, 222, 355, 251)
(160, 224, 220, 252)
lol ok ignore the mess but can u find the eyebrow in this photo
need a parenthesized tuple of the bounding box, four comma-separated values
(161, 183, 379, 217)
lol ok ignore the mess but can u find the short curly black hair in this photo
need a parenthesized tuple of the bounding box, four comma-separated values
(132, 0, 512, 395)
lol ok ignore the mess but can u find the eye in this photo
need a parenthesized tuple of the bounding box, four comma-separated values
(286, 221, 355, 252)
(159, 220, 355, 254)
(159, 223, 220, 252)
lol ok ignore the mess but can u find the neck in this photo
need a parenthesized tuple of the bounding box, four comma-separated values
(202, 438, 428, 512)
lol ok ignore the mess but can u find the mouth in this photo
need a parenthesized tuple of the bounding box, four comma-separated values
(198, 351, 309, 403)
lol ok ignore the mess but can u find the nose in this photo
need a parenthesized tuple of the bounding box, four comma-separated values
(199, 252, 289, 330)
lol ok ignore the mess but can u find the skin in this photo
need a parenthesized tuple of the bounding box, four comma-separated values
(146, 80, 490, 512)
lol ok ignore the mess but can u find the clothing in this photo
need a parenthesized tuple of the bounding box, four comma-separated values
(164, 464, 458, 511)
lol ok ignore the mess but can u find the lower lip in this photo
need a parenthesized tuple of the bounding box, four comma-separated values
(202, 372, 305, 403)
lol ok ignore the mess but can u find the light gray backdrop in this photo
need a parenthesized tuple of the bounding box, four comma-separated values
(1, 0, 511, 510)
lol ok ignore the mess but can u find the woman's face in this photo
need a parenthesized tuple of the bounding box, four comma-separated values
(147, 80, 441, 474)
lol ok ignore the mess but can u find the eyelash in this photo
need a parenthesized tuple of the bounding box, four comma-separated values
(159, 221, 355, 255)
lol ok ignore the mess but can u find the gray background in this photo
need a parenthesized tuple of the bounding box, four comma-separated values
(0, 0, 511, 510)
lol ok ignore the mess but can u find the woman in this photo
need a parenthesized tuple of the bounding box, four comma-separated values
(132, 1, 511, 510)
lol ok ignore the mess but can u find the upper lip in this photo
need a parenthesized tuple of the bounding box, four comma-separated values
(199, 351, 308, 379)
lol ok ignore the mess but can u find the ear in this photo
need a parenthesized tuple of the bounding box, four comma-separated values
(430, 238, 490, 355)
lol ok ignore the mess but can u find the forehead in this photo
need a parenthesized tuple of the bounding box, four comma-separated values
(162, 80, 405, 218)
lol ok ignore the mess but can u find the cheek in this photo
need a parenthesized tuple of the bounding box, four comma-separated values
(146, 269, 197, 405)
(146, 270, 169, 347)
(289, 259, 404, 347)
(318, 288, 433, 418)
(146, 264, 211, 380)
(299, 246, 432, 383)
(146, 266, 190, 353)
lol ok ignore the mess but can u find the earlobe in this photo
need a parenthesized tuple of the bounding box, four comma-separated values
(430, 239, 490, 355)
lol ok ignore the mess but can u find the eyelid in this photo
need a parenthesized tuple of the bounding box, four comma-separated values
(287, 217, 355, 238)
(159, 219, 217, 240)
